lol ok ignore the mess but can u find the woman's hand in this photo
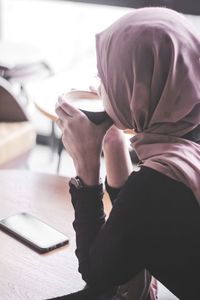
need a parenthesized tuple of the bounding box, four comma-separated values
(55, 96, 112, 185)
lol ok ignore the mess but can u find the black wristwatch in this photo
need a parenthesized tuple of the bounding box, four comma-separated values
(69, 176, 102, 190)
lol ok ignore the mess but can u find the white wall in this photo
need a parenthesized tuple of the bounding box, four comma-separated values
(2, 0, 200, 73)
(0, 0, 2, 39)
(2, 0, 131, 72)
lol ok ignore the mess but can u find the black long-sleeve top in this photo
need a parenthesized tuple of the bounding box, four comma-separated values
(50, 166, 200, 300)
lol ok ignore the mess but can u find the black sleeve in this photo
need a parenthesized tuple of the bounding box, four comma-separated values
(55, 167, 200, 300)
(69, 170, 147, 294)
(70, 183, 106, 284)
(104, 177, 123, 205)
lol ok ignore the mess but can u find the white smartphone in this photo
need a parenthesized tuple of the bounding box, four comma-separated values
(0, 212, 69, 253)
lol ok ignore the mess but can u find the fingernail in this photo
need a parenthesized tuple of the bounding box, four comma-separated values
(58, 97, 63, 104)
(55, 102, 59, 109)
(58, 96, 64, 104)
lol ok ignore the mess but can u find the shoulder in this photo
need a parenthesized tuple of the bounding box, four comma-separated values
(123, 166, 192, 202)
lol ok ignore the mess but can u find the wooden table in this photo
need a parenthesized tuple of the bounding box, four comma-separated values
(0, 170, 111, 300)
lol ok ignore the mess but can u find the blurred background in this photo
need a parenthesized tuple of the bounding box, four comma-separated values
(0, 0, 133, 177)
(0, 2, 199, 298)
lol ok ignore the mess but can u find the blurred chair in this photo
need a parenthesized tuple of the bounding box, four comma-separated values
(0, 77, 36, 168)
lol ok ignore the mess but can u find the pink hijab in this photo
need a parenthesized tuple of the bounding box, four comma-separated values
(96, 7, 200, 204)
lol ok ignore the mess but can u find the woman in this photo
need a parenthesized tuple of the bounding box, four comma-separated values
(55, 7, 200, 300)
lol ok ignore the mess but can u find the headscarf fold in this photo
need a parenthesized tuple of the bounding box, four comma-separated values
(96, 7, 200, 203)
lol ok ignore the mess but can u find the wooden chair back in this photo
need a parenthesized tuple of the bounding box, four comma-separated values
(0, 77, 28, 122)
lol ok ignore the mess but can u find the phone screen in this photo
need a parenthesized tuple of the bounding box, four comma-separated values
(0, 212, 69, 253)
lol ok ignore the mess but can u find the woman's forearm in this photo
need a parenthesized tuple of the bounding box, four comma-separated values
(103, 127, 133, 188)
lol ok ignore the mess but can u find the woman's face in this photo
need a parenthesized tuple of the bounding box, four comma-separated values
(99, 83, 126, 130)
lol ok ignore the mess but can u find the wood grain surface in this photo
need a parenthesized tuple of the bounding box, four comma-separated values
(0, 170, 111, 300)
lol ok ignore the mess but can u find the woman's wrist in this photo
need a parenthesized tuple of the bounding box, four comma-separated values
(75, 160, 101, 186)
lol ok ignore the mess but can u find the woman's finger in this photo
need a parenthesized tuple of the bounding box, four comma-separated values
(58, 96, 80, 116)
(56, 118, 63, 130)
(89, 85, 97, 94)
(55, 106, 72, 121)
(89, 85, 101, 97)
